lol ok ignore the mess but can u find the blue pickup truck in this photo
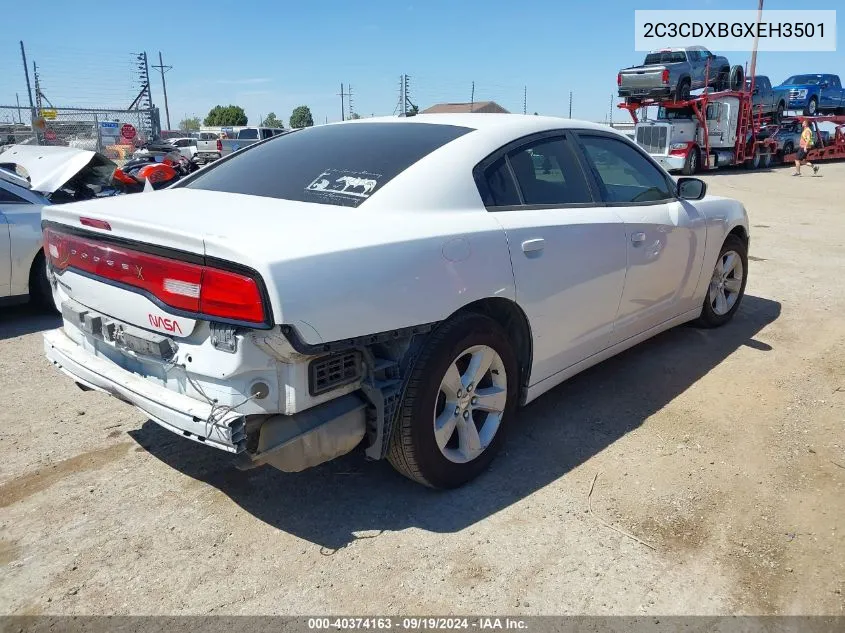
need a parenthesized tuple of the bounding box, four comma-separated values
(777, 74, 845, 116)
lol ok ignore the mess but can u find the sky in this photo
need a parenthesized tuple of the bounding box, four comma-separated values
(1, 0, 843, 129)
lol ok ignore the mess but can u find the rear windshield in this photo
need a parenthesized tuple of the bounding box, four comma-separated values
(184, 122, 473, 207)
(644, 51, 686, 65)
(237, 128, 259, 139)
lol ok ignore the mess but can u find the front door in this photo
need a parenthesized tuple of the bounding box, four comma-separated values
(478, 133, 628, 384)
(574, 132, 707, 343)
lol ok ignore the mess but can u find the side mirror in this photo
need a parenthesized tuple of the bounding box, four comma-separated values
(752, 88, 759, 95)
(821, 82, 829, 89)
(677, 177, 706, 200)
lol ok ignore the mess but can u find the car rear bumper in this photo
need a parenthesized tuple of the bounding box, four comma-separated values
(619, 86, 672, 99)
(43, 327, 246, 453)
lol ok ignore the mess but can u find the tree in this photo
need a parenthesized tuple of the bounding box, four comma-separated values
(179, 116, 201, 132)
(204, 105, 248, 127)
(289, 105, 314, 129)
(261, 112, 284, 128)
(348, 112, 361, 120)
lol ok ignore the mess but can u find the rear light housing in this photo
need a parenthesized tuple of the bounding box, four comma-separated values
(617, 73, 622, 86)
(216, 139, 222, 152)
(661, 69, 670, 85)
(43, 226, 268, 326)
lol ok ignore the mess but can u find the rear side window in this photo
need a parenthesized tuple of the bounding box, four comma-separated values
(644, 51, 686, 65)
(238, 129, 259, 140)
(185, 122, 473, 207)
(507, 137, 592, 205)
(0, 184, 27, 203)
(484, 158, 520, 206)
(578, 134, 673, 204)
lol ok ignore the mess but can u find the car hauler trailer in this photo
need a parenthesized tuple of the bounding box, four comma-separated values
(780, 115, 845, 164)
(619, 87, 780, 174)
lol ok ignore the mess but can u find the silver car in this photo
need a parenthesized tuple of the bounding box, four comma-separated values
(0, 169, 52, 306)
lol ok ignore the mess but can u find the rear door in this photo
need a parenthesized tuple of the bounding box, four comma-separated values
(573, 131, 706, 342)
(477, 132, 627, 384)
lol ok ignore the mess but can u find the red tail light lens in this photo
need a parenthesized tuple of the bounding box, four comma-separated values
(662, 69, 670, 85)
(617, 73, 622, 86)
(43, 227, 266, 324)
(216, 139, 222, 152)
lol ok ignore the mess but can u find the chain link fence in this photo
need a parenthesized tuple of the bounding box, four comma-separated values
(0, 105, 160, 162)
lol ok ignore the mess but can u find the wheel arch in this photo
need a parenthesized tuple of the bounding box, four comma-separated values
(452, 297, 533, 404)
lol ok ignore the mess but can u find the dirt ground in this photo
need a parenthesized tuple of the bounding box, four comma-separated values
(1, 162, 843, 616)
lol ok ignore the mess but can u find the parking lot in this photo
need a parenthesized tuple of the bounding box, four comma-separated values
(1, 163, 843, 616)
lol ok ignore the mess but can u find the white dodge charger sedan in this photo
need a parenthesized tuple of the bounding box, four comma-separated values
(42, 114, 749, 488)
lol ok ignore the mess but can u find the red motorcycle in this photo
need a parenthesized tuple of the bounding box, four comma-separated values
(112, 141, 194, 193)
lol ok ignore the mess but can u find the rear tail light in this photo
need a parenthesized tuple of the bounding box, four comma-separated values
(617, 73, 622, 86)
(216, 139, 222, 152)
(661, 69, 670, 85)
(80, 217, 112, 231)
(43, 227, 266, 324)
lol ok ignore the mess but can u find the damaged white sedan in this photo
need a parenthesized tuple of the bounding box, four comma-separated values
(42, 114, 750, 488)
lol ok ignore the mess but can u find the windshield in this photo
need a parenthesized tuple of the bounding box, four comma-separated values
(644, 51, 686, 65)
(184, 122, 473, 207)
(783, 75, 824, 85)
(237, 128, 259, 139)
(657, 106, 694, 120)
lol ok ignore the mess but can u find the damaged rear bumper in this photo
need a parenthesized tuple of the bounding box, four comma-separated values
(44, 327, 246, 452)
(44, 326, 369, 472)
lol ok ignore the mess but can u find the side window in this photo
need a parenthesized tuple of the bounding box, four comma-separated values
(483, 157, 520, 206)
(578, 134, 673, 204)
(0, 185, 27, 204)
(687, 50, 700, 62)
(506, 136, 592, 205)
(260, 129, 272, 139)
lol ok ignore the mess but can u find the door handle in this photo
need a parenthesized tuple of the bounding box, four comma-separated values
(631, 232, 647, 245)
(521, 238, 545, 253)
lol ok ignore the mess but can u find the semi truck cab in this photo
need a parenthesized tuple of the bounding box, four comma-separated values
(634, 96, 741, 173)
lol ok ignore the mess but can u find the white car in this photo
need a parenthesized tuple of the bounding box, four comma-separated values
(166, 137, 199, 161)
(41, 115, 750, 488)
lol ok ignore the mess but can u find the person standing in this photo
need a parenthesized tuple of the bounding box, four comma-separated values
(793, 119, 820, 176)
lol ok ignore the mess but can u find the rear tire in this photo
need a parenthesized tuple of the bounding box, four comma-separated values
(29, 252, 56, 312)
(774, 102, 784, 124)
(694, 234, 748, 328)
(715, 68, 730, 91)
(804, 97, 818, 116)
(729, 65, 745, 91)
(387, 313, 519, 489)
(676, 79, 691, 102)
(782, 142, 794, 163)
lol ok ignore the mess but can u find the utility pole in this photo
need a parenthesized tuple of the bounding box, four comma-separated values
(609, 94, 614, 125)
(19, 41, 36, 129)
(403, 75, 415, 115)
(348, 84, 354, 119)
(470, 81, 475, 111)
(339, 83, 345, 121)
(523, 86, 527, 115)
(15, 93, 22, 124)
(748, 0, 764, 94)
(569, 91, 573, 118)
(152, 51, 172, 130)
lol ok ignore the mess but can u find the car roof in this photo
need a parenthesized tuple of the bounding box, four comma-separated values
(304, 114, 627, 212)
(334, 113, 616, 136)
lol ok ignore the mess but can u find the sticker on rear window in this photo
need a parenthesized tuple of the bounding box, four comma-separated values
(305, 169, 381, 202)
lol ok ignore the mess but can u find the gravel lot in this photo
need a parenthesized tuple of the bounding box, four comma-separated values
(1, 162, 843, 616)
